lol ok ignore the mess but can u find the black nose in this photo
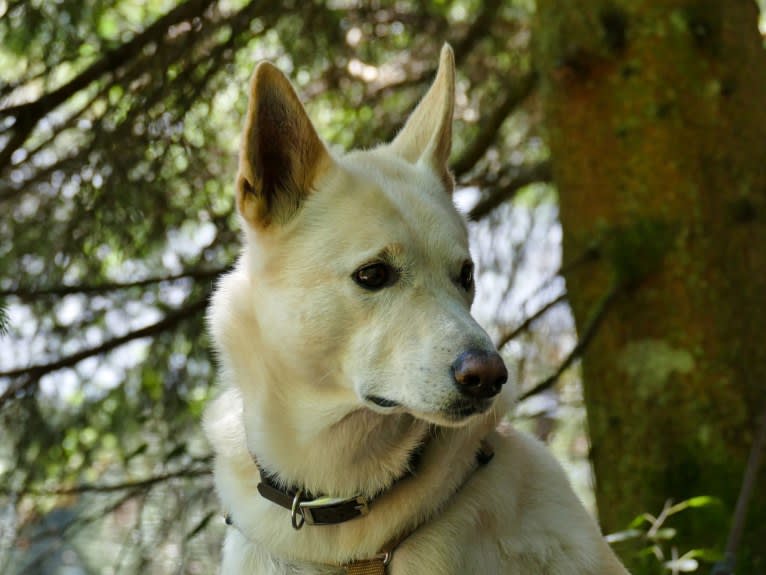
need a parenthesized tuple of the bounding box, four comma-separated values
(451, 349, 508, 399)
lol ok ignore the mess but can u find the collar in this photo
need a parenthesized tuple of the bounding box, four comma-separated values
(225, 437, 495, 573)
(226, 435, 494, 530)
(253, 430, 434, 529)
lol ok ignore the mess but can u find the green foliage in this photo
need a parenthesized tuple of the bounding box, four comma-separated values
(0, 1, 544, 572)
(607, 497, 724, 574)
(2, 0, 761, 572)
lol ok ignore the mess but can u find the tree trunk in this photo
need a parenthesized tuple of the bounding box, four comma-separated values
(535, 1, 766, 572)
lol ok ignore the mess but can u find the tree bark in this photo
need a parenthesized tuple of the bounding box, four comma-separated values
(535, 1, 766, 572)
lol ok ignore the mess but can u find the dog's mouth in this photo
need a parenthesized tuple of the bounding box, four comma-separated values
(441, 398, 493, 422)
(365, 395, 401, 409)
(365, 394, 493, 425)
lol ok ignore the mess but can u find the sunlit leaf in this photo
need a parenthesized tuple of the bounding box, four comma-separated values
(664, 557, 699, 572)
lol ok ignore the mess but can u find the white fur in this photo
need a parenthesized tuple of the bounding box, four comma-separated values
(204, 45, 629, 574)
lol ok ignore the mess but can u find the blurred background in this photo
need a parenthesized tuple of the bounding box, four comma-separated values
(2, 1, 766, 574)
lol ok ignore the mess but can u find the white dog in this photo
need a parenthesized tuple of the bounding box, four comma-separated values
(204, 44, 629, 575)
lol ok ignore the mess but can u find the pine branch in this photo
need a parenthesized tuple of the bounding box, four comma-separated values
(0, 267, 227, 299)
(365, 0, 508, 101)
(0, 0, 219, 172)
(7, 464, 213, 497)
(452, 0, 504, 66)
(0, 298, 207, 406)
(452, 72, 538, 178)
(467, 160, 552, 221)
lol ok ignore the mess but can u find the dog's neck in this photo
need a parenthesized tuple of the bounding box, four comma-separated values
(241, 384, 433, 500)
(206, 384, 501, 567)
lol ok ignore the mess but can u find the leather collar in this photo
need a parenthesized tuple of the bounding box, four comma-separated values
(244, 435, 494, 530)
(252, 430, 434, 529)
(224, 437, 495, 573)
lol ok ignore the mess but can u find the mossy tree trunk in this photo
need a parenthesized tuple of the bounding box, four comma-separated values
(535, 1, 766, 572)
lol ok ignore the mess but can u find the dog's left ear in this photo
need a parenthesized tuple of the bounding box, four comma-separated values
(389, 44, 455, 189)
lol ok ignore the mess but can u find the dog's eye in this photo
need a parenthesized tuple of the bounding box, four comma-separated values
(459, 260, 474, 291)
(353, 262, 396, 290)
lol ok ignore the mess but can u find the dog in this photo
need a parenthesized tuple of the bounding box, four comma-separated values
(203, 44, 629, 574)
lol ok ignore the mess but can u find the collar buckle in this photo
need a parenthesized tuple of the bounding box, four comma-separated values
(290, 489, 307, 530)
(299, 494, 370, 526)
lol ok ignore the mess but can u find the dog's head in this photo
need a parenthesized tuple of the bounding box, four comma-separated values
(229, 45, 507, 427)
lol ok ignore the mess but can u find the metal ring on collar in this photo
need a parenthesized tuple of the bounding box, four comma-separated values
(291, 489, 306, 530)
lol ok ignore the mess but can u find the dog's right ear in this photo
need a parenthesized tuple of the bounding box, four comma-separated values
(389, 44, 455, 190)
(237, 63, 330, 229)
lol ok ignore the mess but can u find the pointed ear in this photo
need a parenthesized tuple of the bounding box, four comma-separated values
(237, 62, 330, 229)
(389, 44, 455, 188)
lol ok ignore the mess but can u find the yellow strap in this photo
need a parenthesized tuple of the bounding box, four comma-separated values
(344, 558, 387, 575)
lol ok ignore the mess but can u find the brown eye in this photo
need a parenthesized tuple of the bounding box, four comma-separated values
(353, 262, 396, 290)
(459, 260, 474, 291)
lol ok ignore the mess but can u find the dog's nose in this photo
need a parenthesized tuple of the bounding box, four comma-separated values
(451, 349, 508, 399)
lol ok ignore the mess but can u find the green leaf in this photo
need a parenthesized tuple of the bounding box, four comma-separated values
(668, 495, 722, 515)
(664, 557, 698, 572)
(605, 529, 644, 543)
(682, 495, 720, 508)
(97, 12, 119, 39)
(651, 527, 677, 541)
(628, 513, 654, 529)
(684, 548, 724, 562)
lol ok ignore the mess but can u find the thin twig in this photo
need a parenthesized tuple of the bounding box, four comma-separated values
(496, 293, 567, 350)
(512, 243, 601, 311)
(494, 244, 602, 351)
(711, 406, 766, 575)
(517, 283, 619, 402)
(467, 160, 552, 221)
